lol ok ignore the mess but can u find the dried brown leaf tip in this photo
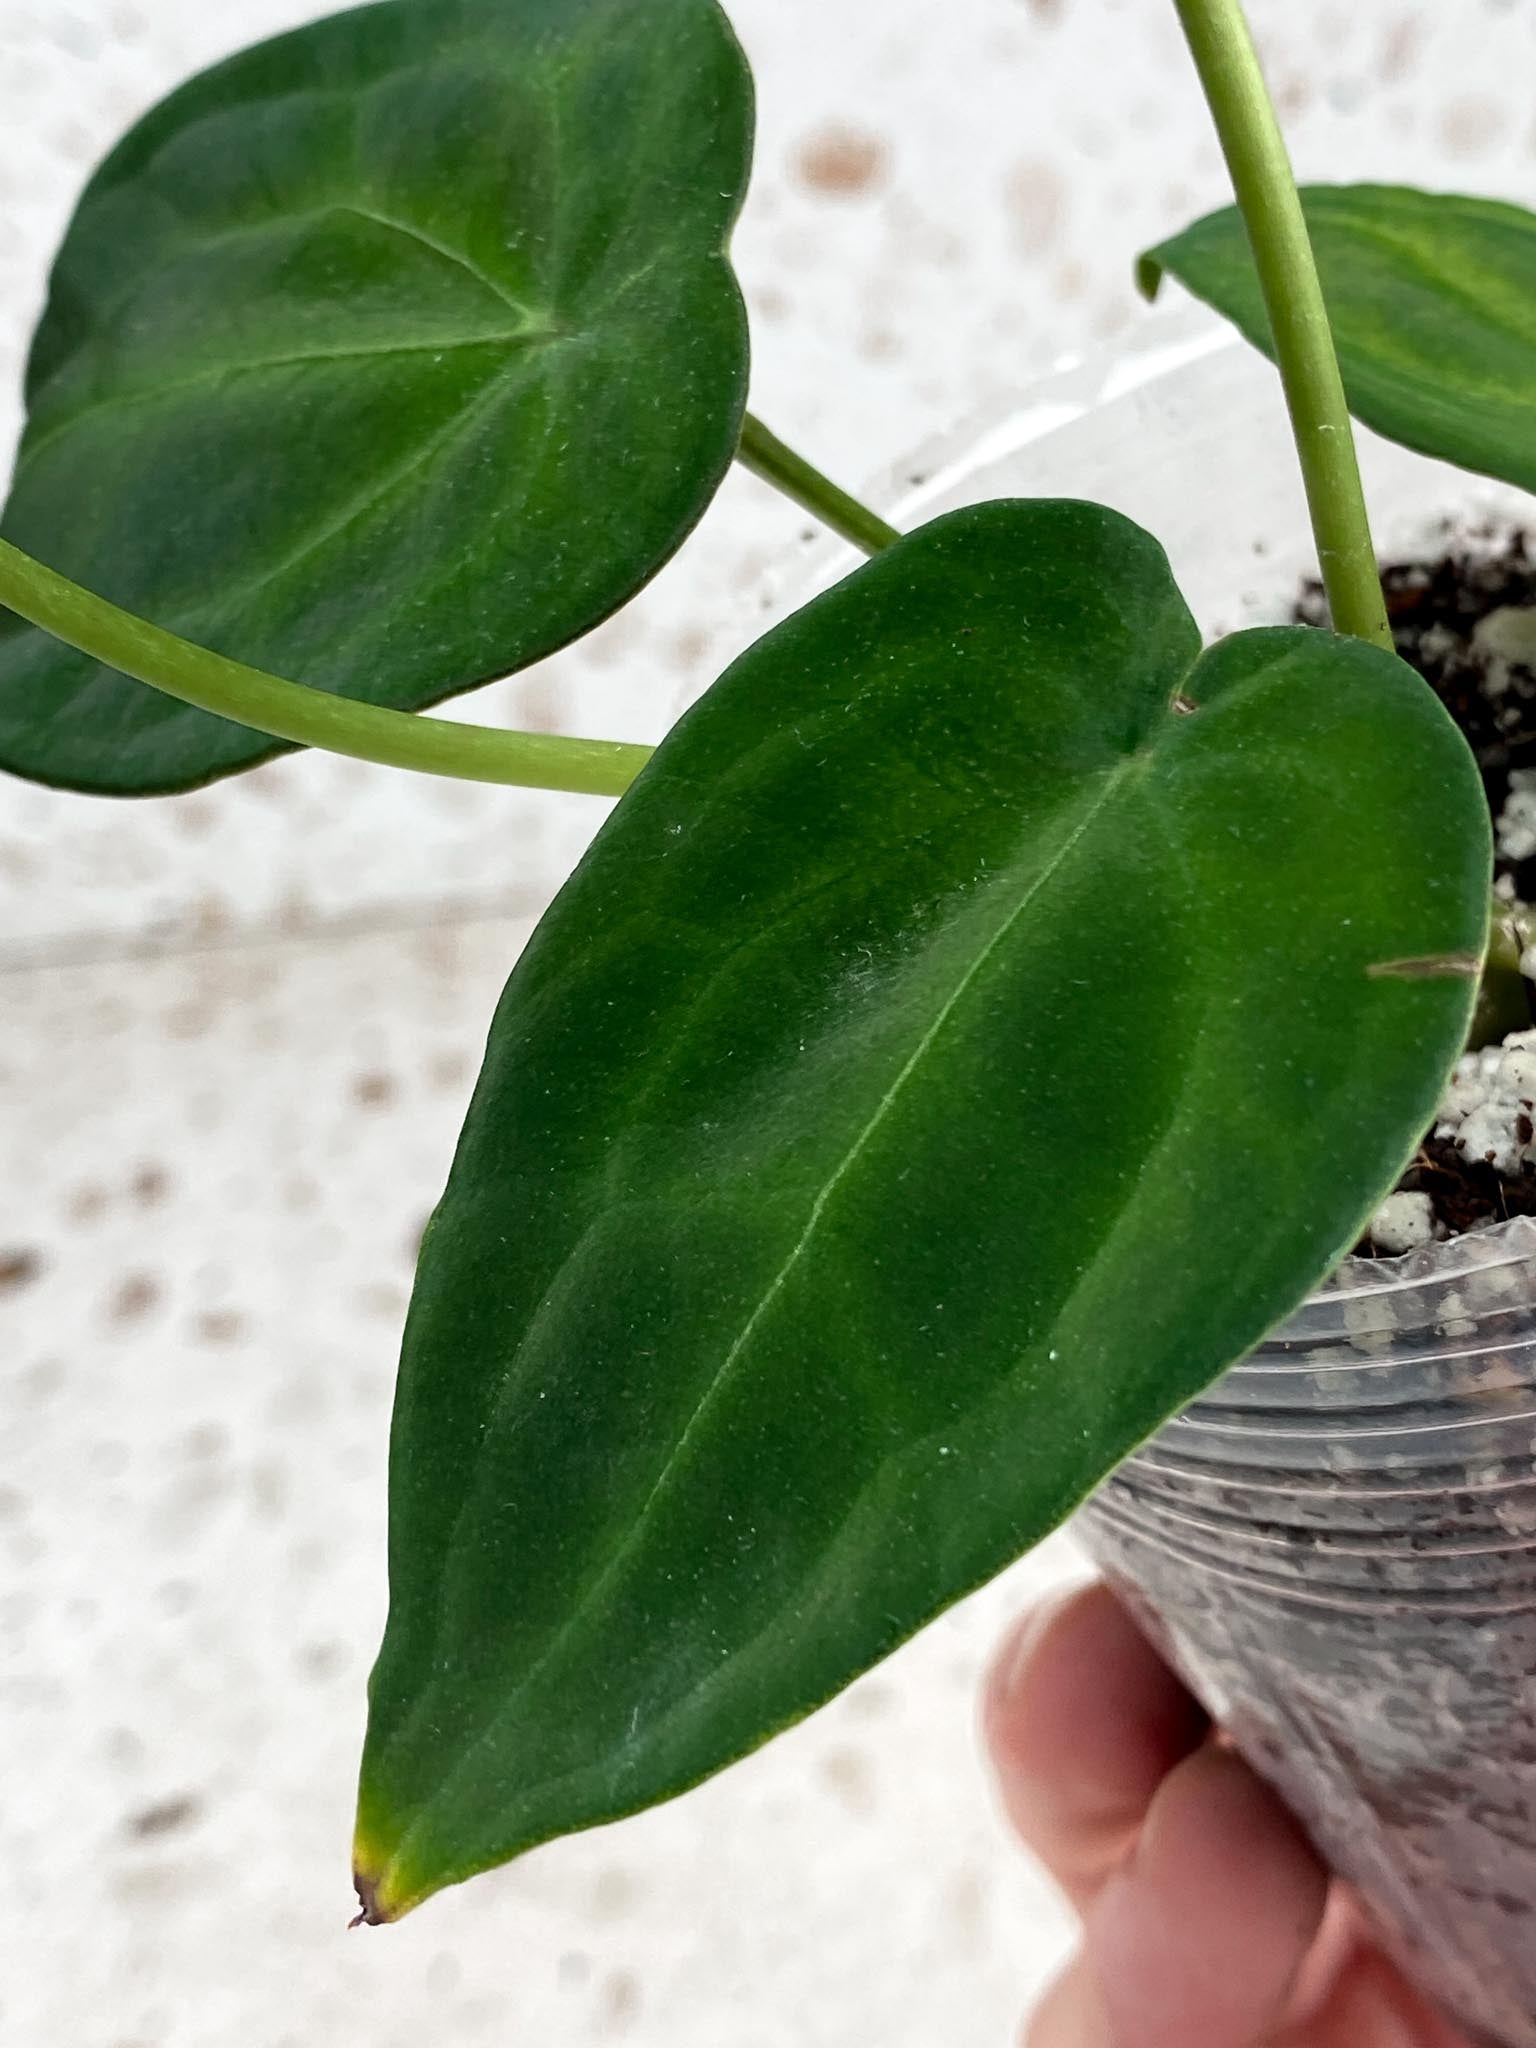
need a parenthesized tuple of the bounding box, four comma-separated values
(350, 1870, 384, 1929)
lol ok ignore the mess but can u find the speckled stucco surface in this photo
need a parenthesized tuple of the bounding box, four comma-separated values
(2, 3, 1535, 2044)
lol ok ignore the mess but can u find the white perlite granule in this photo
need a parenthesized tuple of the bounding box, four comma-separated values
(1366, 1190, 1439, 1254)
(1489, 608, 1536, 860)
(1434, 1026, 1536, 1175)
(1497, 770, 1536, 864)
(1474, 603, 1536, 695)
(1366, 1021, 1536, 1251)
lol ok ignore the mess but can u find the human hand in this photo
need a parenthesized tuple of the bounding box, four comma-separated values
(984, 1583, 1473, 2046)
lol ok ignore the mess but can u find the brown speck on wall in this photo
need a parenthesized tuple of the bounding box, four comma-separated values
(592, 1866, 639, 1920)
(794, 124, 889, 198)
(1053, 258, 1089, 303)
(1006, 159, 1066, 257)
(0, 1248, 42, 1292)
(108, 1273, 160, 1324)
(68, 1184, 107, 1224)
(818, 1743, 877, 1815)
(352, 1070, 397, 1109)
(599, 1969, 642, 2031)
(1441, 94, 1508, 158)
(194, 1309, 245, 1346)
(124, 1793, 202, 1841)
(670, 626, 710, 671)
(430, 1049, 470, 1091)
(1380, 15, 1421, 84)
(173, 799, 218, 839)
(166, 1000, 213, 1040)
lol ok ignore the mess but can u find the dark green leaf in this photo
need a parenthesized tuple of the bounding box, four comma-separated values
(1143, 185, 1536, 493)
(355, 499, 1488, 1920)
(0, 0, 750, 794)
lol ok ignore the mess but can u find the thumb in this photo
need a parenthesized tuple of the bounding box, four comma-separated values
(1083, 1746, 1327, 2048)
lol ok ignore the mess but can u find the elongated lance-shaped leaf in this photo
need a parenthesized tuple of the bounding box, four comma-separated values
(356, 499, 1489, 1922)
(0, 0, 750, 794)
(1144, 185, 1536, 495)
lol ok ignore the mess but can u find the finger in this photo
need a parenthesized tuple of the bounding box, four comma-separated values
(1282, 1885, 1367, 2031)
(984, 1581, 1209, 1905)
(1085, 1745, 1329, 2048)
(1027, 1937, 1461, 2048)
(1024, 1960, 1114, 2048)
(1024, 1885, 1365, 2048)
(1285, 1944, 1474, 2048)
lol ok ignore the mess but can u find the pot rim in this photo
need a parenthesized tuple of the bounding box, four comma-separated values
(1320, 1211, 1536, 1302)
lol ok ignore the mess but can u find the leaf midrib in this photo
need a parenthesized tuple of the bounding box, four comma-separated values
(10, 193, 686, 648)
(1326, 211, 1536, 363)
(15, 328, 546, 479)
(1174, 202, 1536, 409)
(377, 746, 1148, 1890)
(20, 198, 555, 475)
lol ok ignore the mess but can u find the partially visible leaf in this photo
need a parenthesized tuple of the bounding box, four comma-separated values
(355, 499, 1489, 1922)
(1143, 185, 1536, 493)
(0, 0, 751, 794)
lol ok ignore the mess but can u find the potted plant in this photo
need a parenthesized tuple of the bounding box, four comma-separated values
(1, 0, 1533, 2040)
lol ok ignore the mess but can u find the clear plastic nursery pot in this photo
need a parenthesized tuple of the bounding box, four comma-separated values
(1079, 1220, 1536, 2048)
(754, 308, 1536, 2048)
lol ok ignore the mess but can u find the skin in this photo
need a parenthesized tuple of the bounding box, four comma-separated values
(983, 1582, 1474, 2048)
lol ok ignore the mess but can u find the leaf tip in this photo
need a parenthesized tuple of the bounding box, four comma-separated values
(351, 1832, 418, 1928)
(350, 1867, 392, 1928)
(1135, 251, 1166, 303)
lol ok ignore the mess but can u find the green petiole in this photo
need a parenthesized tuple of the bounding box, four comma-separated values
(1171, 0, 1393, 652)
(738, 414, 901, 555)
(0, 419, 894, 795)
(0, 537, 651, 797)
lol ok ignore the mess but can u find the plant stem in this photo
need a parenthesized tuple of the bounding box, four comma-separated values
(1172, 0, 1393, 652)
(1472, 893, 1536, 1048)
(0, 538, 652, 797)
(738, 413, 901, 556)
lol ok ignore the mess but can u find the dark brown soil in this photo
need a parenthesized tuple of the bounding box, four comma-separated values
(1298, 527, 1536, 895)
(1296, 529, 1536, 1253)
(1379, 1135, 1536, 1246)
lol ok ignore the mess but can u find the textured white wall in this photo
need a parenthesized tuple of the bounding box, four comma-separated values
(1, 3, 1534, 2045)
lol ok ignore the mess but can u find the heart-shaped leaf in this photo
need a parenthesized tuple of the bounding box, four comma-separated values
(0, 0, 751, 794)
(355, 499, 1488, 1921)
(1144, 185, 1536, 494)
